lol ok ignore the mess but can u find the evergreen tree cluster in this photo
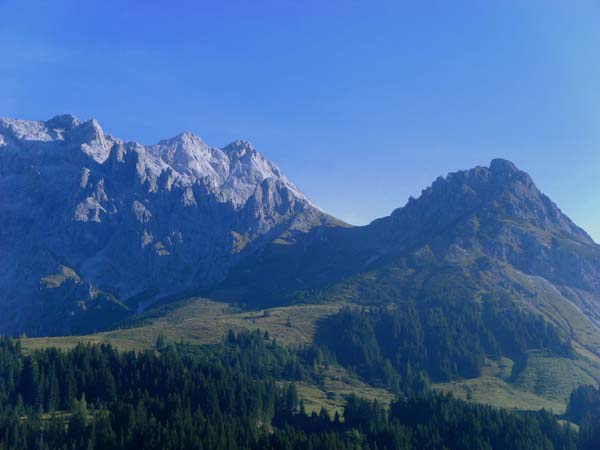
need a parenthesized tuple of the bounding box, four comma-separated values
(174, 329, 331, 384)
(316, 299, 573, 390)
(0, 337, 296, 450)
(566, 385, 600, 450)
(259, 393, 578, 450)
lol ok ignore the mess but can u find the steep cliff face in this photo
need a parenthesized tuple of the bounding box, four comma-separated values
(0, 115, 338, 335)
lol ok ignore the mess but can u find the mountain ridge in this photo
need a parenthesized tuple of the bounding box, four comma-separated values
(0, 114, 314, 207)
(2, 114, 600, 356)
(0, 114, 340, 335)
(214, 157, 600, 358)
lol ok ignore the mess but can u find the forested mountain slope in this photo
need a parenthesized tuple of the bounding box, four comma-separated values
(217, 159, 600, 358)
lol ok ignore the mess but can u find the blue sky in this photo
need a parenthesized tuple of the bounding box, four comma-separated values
(1, 1, 599, 240)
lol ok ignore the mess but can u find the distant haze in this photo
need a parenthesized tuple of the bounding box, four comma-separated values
(1, 1, 599, 241)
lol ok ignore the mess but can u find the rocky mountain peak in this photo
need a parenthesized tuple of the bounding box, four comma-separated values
(149, 130, 225, 186)
(72, 119, 111, 162)
(489, 157, 518, 174)
(0, 114, 334, 335)
(489, 157, 535, 189)
(164, 130, 207, 147)
(222, 140, 256, 157)
(45, 114, 81, 130)
(382, 159, 592, 247)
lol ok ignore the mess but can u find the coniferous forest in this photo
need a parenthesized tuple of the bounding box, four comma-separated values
(316, 300, 574, 393)
(0, 333, 598, 450)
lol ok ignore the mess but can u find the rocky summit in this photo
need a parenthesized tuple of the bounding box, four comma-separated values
(0, 115, 339, 335)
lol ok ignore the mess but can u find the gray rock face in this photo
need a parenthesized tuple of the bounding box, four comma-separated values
(0, 115, 337, 335)
(374, 158, 600, 292)
(373, 158, 592, 246)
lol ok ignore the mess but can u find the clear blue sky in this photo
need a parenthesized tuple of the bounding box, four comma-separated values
(2, 1, 599, 240)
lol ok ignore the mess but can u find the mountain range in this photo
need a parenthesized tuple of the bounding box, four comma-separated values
(217, 157, 600, 357)
(0, 115, 338, 335)
(2, 114, 600, 367)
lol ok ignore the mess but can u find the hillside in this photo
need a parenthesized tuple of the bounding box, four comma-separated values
(215, 159, 600, 357)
